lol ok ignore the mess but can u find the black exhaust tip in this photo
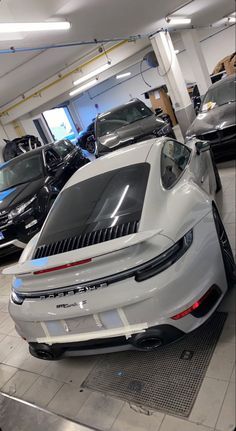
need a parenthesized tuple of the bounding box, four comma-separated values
(29, 343, 61, 360)
(133, 331, 162, 351)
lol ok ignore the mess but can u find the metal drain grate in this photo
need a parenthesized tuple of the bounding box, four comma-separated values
(82, 312, 227, 417)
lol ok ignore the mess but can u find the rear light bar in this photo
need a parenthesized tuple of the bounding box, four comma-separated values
(135, 229, 193, 282)
(171, 288, 213, 320)
(33, 258, 92, 275)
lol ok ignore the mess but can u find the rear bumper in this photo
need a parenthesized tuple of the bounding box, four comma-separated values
(29, 324, 185, 359)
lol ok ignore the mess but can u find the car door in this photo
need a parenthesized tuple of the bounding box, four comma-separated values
(54, 140, 89, 182)
(44, 147, 66, 192)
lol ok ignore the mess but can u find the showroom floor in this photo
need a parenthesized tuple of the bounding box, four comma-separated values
(0, 161, 235, 431)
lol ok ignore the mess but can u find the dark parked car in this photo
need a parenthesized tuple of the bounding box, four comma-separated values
(186, 75, 236, 162)
(0, 139, 89, 256)
(77, 122, 95, 153)
(84, 99, 175, 157)
(3, 135, 43, 162)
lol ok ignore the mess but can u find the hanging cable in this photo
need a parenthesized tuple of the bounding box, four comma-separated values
(140, 58, 152, 88)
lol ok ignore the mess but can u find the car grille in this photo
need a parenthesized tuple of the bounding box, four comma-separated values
(0, 212, 9, 227)
(197, 125, 236, 143)
(34, 220, 139, 259)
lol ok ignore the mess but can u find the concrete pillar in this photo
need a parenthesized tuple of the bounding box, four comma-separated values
(181, 29, 211, 95)
(150, 30, 195, 136)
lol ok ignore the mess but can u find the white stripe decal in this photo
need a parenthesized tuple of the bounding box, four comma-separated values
(36, 323, 148, 346)
(93, 314, 103, 328)
(40, 322, 51, 339)
(117, 308, 132, 339)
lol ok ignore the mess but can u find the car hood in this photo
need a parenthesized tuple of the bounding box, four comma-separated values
(99, 115, 165, 149)
(187, 102, 236, 137)
(0, 178, 45, 212)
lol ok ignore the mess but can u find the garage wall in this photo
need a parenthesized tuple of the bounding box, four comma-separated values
(71, 62, 166, 127)
(20, 118, 42, 141)
(0, 123, 8, 162)
(200, 25, 235, 73)
(72, 25, 235, 128)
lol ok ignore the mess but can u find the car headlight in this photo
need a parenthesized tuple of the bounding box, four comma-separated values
(8, 195, 37, 220)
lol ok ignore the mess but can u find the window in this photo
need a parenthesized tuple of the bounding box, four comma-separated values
(0, 153, 43, 192)
(161, 140, 191, 189)
(54, 140, 74, 158)
(201, 77, 235, 111)
(44, 148, 61, 167)
(36, 163, 150, 246)
(96, 101, 153, 137)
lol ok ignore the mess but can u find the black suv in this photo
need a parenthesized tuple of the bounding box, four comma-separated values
(0, 140, 89, 256)
(94, 99, 175, 157)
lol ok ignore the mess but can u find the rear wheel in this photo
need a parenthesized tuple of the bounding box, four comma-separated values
(213, 204, 236, 288)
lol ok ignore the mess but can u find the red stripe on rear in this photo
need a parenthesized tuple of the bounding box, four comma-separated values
(34, 258, 92, 275)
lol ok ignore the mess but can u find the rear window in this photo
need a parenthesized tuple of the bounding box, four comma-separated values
(37, 163, 150, 246)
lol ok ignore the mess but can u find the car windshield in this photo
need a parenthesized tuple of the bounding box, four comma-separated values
(0, 152, 44, 192)
(37, 163, 150, 246)
(201, 78, 236, 112)
(54, 140, 74, 158)
(96, 101, 153, 137)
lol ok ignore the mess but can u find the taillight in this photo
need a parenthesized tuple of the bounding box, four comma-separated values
(33, 258, 92, 275)
(171, 301, 202, 320)
(171, 285, 221, 320)
(135, 229, 193, 282)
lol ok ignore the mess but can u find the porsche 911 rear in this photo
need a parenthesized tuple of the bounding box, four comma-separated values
(5, 141, 228, 359)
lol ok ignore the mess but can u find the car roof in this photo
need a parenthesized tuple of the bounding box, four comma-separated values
(3, 140, 68, 164)
(97, 98, 144, 119)
(64, 138, 164, 190)
(208, 73, 235, 91)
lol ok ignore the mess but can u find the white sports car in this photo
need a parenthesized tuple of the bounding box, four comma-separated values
(4, 137, 235, 360)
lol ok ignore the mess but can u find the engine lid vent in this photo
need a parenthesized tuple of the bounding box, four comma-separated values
(34, 220, 139, 259)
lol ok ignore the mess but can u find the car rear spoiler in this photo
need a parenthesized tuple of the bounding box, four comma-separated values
(3, 228, 164, 276)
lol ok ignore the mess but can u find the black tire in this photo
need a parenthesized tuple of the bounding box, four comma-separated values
(86, 140, 96, 154)
(211, 149, 222, 192)
(213, 204, 236, 289)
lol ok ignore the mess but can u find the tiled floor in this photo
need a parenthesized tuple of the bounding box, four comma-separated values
(0, 161, 235, 431)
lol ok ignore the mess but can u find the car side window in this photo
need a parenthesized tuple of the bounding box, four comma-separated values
(161, 140, 191, 189)
(45, 148, 61, 167)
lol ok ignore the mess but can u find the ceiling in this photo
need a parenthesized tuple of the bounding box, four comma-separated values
(0, 0, 235, 107)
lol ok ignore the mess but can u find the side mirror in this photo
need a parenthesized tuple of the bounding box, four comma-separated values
(195, 141, 210, 155)
(155, 108, 162, 116)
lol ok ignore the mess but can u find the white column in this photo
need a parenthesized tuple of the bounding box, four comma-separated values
(181, 29, 211, 95)
(150, 30, 195, 136)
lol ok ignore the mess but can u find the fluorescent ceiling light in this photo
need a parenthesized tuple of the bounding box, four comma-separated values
(73, 63, 111, 86)
(116, 72, 131, 79)
(228, 16, 236, 23)
(166, 17, 191, 25)
(174, 49, 180, 54)
(69, 79, 98, 97)
(0, 22, 71, 33)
